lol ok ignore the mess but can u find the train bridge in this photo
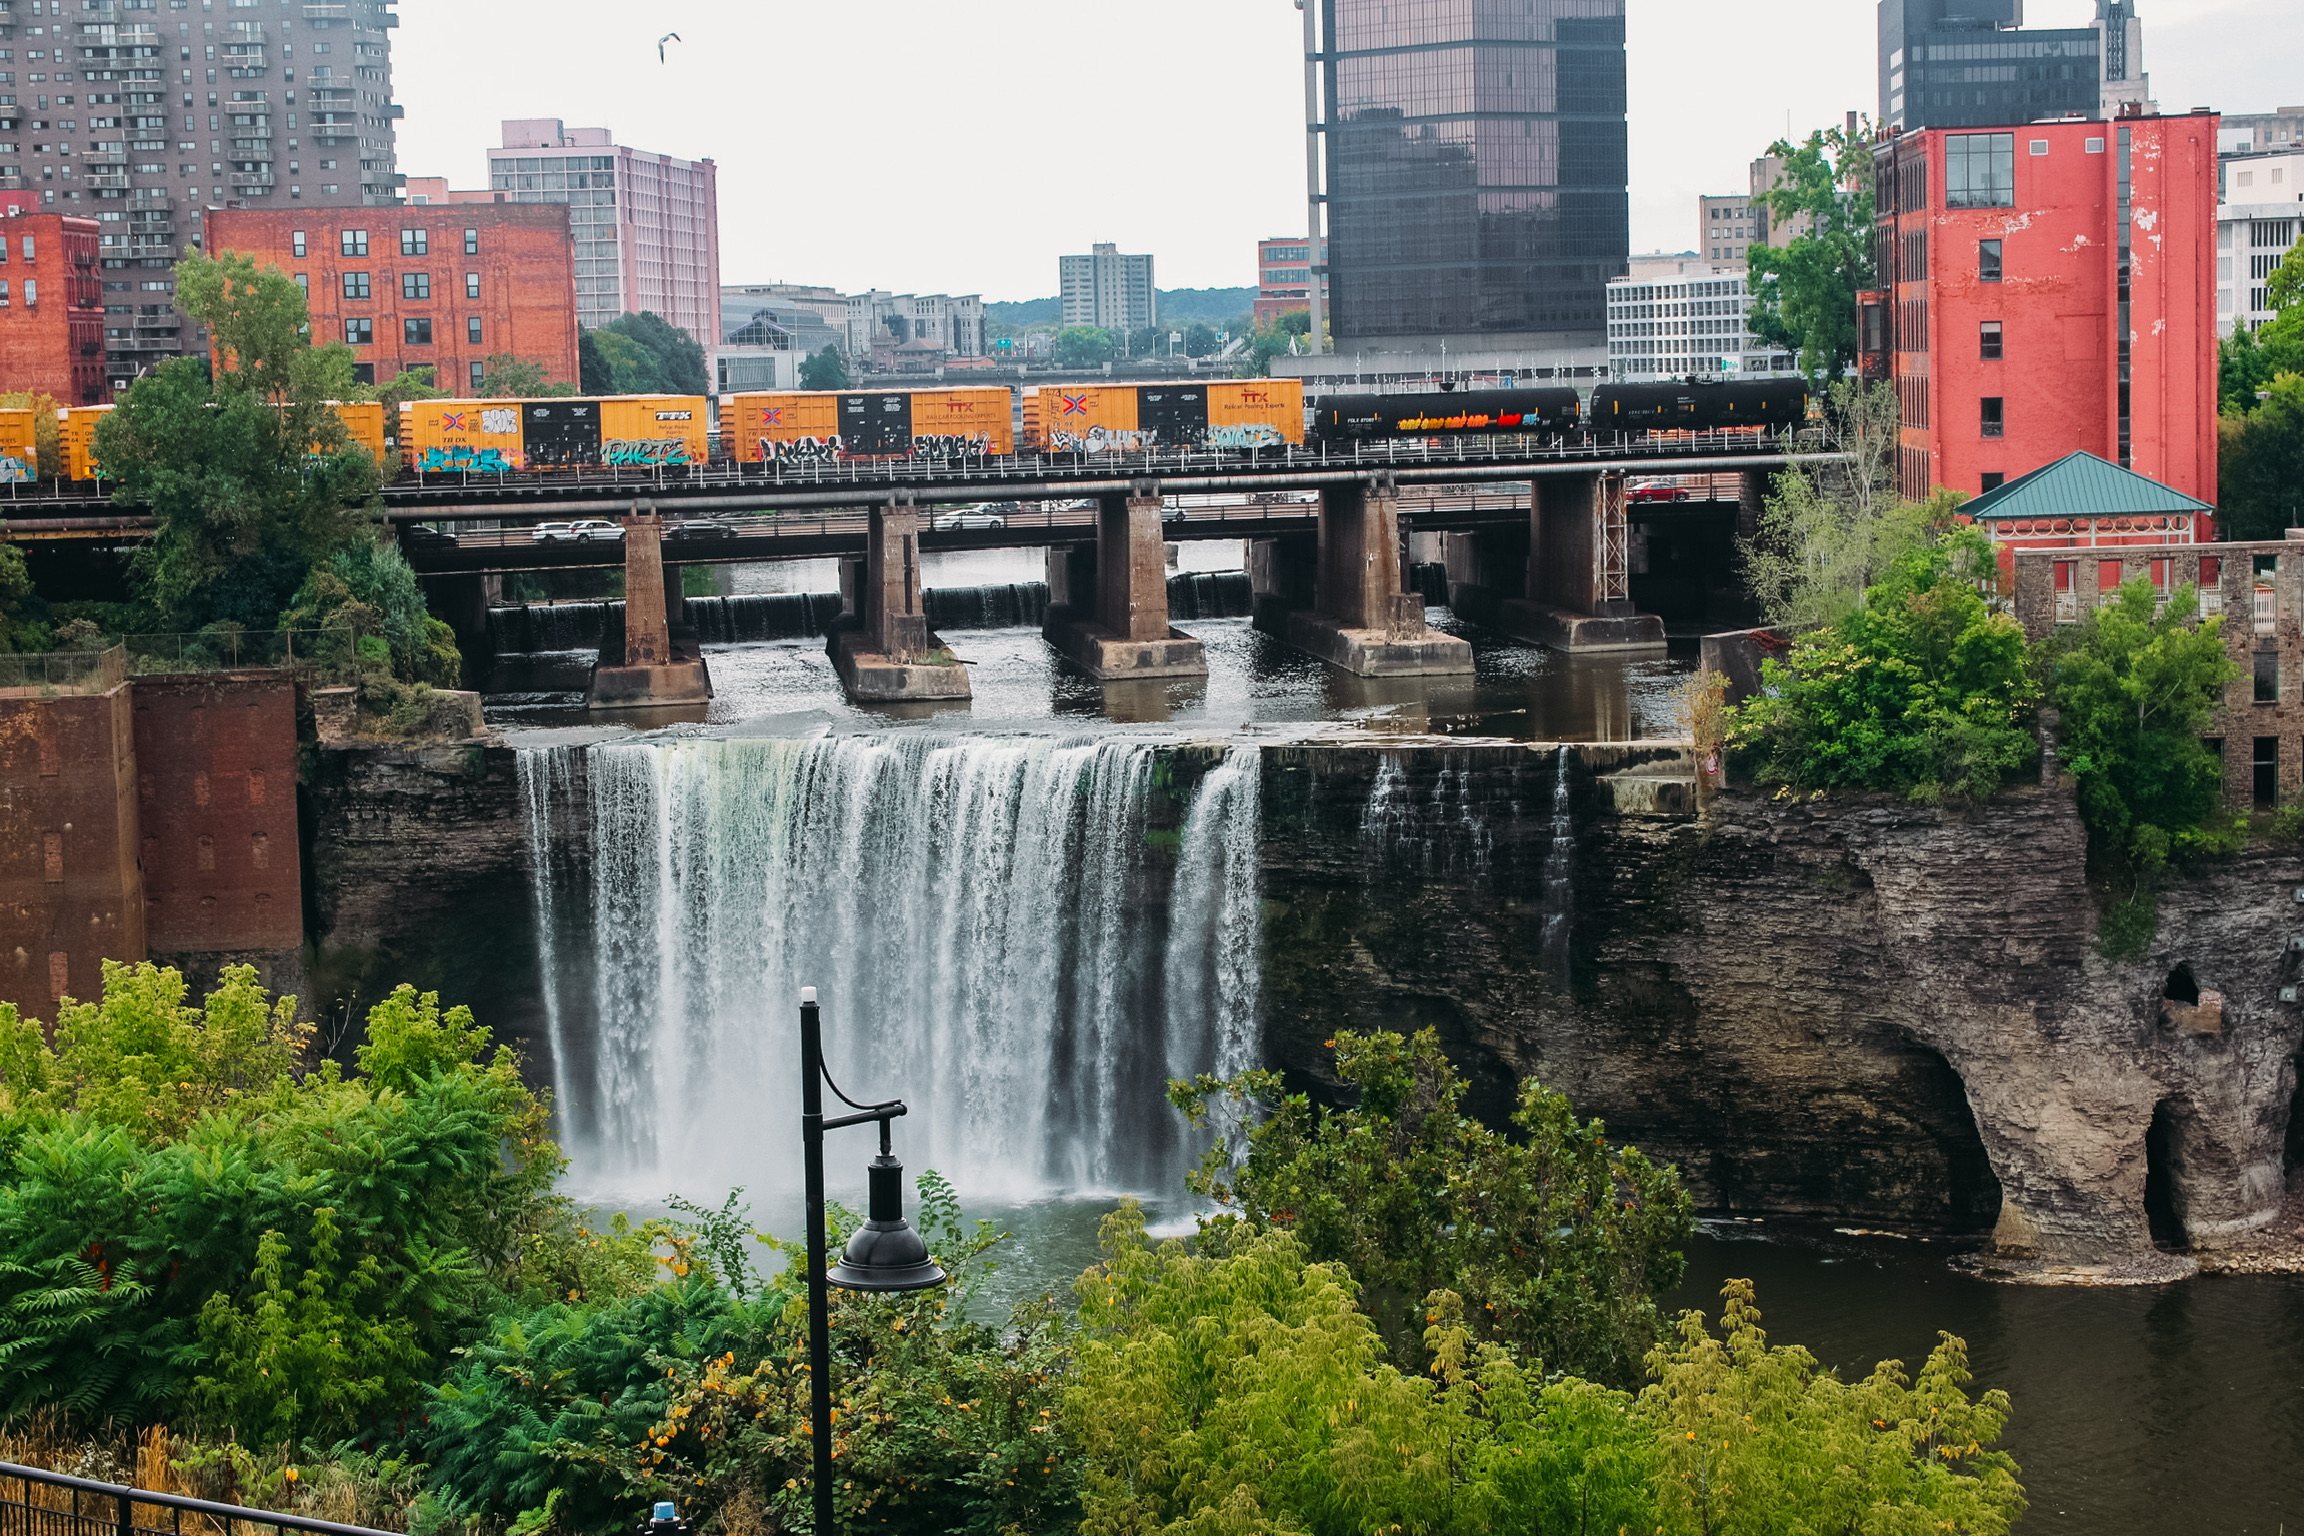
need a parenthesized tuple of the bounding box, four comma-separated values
(2, 431, 1824, 706)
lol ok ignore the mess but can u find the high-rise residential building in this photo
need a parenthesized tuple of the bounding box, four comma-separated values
(1696, 196, 1760, 265)
(1863, 113, 2218, 505)
(31, 0, 404, 396)
(1315, 0, 1628, 351)
(1255, 236, 1324, 327)
(205, 204, 579, 393)
(0, 212, 107, 407)
(1058, 243, 1154, 334)
(483, 120, 718, 349)
(1880, 1, 2152, 134)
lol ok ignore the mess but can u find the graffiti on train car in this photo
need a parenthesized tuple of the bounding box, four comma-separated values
(605, 438, 697, 467)
(1206, 424, 1287, 450)
(1047, 426, 1155, 453)
(419, 445, 515, 473)
(763, 436, 844, 464)
(0, 456, 32, 484)
(909, 433, 996, 457)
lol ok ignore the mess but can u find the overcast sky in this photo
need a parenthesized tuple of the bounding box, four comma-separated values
(394, 0, 2302, 303)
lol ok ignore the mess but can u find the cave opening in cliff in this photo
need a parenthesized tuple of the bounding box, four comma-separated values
(2162, 963, 2201, 1007)
(2144, 1098, 2192, 1248)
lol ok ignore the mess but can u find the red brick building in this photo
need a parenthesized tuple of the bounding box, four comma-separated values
(132, 677, 304, 958)
(0, 213, 109, 406)
(1864, 111, 2219, 507)
(1255, 236, 1325, 329)
(205, 204, 580, 395)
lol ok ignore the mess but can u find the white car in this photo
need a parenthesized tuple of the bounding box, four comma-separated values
(533, 519, 625, 544)
(932, 504, 1009, 531)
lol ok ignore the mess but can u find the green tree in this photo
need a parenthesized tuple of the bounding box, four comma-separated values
(578, 329, 615, 394)
(2219, 370, 2304, 539)
(96, 252, 385, 631)
(797, 343, 851, 391)
(1173, 1028, 1693, 1388)
(474, 353, 574, 398)
(1183, 322, 1219, 358)
(1728, 524, 2038, 801)
(0, 544, 51, 653)
(1642, 1280, 2025, 1536)
(278, 539, 463, 688)
(1055, 325, 1118, 369)
(355, 366, 447, 412)
(1740, 380, 1930, 632)
(2045, 577, 2241, 879)
(1747, 123, 1878, 381)
(592, 311, 708, 395)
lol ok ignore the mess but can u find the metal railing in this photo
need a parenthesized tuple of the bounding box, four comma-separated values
(0, 1460, 396, 1536)
(0, 645, 126, 693)
(119, 630, 327, 675)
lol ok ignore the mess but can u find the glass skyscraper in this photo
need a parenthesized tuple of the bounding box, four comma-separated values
(1319, 0, 1629, 346)
(1879, 1, 2109, 132)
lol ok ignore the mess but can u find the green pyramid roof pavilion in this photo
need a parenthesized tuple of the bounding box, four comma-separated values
(1964, 451, 2213, 522)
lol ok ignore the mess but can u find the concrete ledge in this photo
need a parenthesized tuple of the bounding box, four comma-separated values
(589, 658, 713, 711)
(827, 625, 973, 703)
(1282, 611, 1475, 678)
(1048, 620, 1208, 682)
(1500, 599, 1668, 657)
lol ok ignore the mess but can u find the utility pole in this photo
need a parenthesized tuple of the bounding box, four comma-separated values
(1299, 0, 1327, 355)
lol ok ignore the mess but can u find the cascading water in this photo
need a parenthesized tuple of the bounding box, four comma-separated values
(1536, 744, 1575, 978)
(520, 734, 1263, 1204)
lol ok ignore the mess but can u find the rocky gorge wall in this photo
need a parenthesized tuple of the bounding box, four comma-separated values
(297, 732, 2304, 1277)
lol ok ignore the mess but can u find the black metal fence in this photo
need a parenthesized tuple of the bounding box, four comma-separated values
(0, 1460, 396, 1536)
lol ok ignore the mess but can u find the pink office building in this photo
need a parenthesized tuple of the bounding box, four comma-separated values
(483, 119, 720, 349)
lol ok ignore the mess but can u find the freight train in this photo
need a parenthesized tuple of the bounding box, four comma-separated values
(1020, 380, 1306, 452)
(54, 400, 393, 481)
(1304, 379, 1806, 442)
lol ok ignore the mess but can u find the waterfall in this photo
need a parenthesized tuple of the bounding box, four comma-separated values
(519, 733, 1264, 1203)
(1536, 745, 1574, 979)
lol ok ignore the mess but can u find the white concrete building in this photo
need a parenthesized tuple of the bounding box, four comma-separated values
(1606, 267, 1799, 382)
(2220, 206, 2303, 337)
(1058, 243, 1155, 334)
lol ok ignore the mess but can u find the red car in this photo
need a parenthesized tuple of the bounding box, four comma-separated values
(1625, 478, 1688, 504)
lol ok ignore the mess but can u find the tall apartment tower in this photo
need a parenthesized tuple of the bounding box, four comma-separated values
(1058, 242, 1154, 334)
(486, 120, 719, 348)
(7, 0, 408, 395)
(1315, 0, 1628, 352)
(1880, 1, 2152, 134)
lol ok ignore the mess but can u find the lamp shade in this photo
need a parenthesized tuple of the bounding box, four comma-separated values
(826, 1156, 947, 1293)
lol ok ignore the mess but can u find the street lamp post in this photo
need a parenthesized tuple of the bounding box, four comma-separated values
(799, 987, 946, 1536)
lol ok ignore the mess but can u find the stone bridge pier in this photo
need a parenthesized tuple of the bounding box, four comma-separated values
(826, 495, 972, 703)
(588, 504, 712, 710)
(1496, 472, 1667, 655)
(1249, 475, 1473, 677)
(1043, 482, 1208, 681)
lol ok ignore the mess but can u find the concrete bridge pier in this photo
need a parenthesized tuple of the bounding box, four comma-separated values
(1499, 472, 1668, 656)
(1255, 476, 1471, 677)
(827, 495, 972, 703)
(1437, 524, 1530, 630)
(589, 506, 713, 710)
(1042, 483, 1207, 681)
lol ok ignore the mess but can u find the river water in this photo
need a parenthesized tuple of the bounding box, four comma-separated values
(492, 552, 2304, 1534)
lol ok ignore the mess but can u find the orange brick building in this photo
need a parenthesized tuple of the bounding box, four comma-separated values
(205, 204, 579, 395)
(0, 213, 108, 408)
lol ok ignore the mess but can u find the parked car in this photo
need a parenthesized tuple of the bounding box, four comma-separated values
(666, 518, 737, 541)
(932, 503, 1009, 531)
(1624, 478, 1687, 504)
(533, 519, 625, 544)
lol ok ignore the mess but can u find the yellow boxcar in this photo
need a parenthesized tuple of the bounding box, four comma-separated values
(1021, 379, 1303, 452)
(0, 408, 37, 482)
(329, 400, 389, 466)
(724, 388, 1014, 463)
(61, 404, 113, 481)
(402, 395, 709, 471)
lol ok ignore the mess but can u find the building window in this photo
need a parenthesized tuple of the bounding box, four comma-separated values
(1981, 472, 2005, 492)
(344, 316, 372, 345)
(23, 280, 36, 308)
(1979, 239, 2003, 283)
(404, 317, 433, 347)
(2255, 736, 2280, 806)
(2054, 559, 2078, 623)
(341, 270, 369, 300)
(1981, 397, 2004, 438)
(464, 272, 480, 300)
(466, 315, 483, 345)
(340, 228, 367, 257)
(1980, 321, 2003, 360)
(401, 271, 430, 300)
(291, 229, 306, 258)
(463, 228, 478, 256)
(470, 360, 487, 390)
(1947, 133, 2016, 208)
(2099, 560, 2125, 602)
(2200, 556, 2224, 616)
(293, 273, 307, 294)
(400, 227, 428, 256)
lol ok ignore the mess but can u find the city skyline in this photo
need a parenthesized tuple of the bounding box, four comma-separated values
(391, 0, 2300, 302)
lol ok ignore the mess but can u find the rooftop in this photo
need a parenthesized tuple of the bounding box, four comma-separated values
(1966, 451, 2213, 522)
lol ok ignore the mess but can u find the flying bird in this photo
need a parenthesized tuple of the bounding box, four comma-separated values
(658, 32, 682, 63)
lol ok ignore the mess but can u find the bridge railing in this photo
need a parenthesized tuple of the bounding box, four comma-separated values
(0, 1458, 397, 1536)
(119, 629, 331, 676)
